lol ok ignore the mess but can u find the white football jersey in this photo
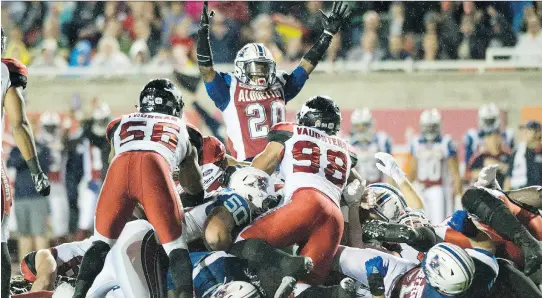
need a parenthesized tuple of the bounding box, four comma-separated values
(1, 63, 11, 133)
(410, 135, 456, 187)
(107, 112, 190, 171)
(270, 123, 355, 207)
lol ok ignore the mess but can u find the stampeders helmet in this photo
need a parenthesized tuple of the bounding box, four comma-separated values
(139, 78, 184, 117)
(296, 95, 341, 135)
(422, 243, 475, 295)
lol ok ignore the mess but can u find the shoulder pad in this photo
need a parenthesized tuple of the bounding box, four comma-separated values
(275, 71, 288, 85)
(202, 136, 226, 165)
(106, 117, 122, 143)
(2, 58, 28, 89)
(268, 122, 294, 144)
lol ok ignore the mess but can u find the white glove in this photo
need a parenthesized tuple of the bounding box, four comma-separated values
(343, 179, 365, 207)
(360, 187, 377, 210)
(474, 164, 502, 190)
(374, 152, 406, 184)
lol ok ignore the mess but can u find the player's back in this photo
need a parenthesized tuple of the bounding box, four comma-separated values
(107, 112, 190, 171)
(275, 123, 354, 206)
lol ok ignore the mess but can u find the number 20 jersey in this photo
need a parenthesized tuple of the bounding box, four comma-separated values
(269, 123, 357, 207)
(106, 113, 190, 171)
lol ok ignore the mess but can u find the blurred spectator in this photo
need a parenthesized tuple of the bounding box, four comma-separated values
(161, 2, 188, 47)
(468, 129, 512, 188)
(508, 121, 542, 190)
(384, 2, 405, 37)
(516, 15, 542, 51)
(251, 14, 283, 61)
(129, 20, 151, 65)
(487, 6, 517, 48)
(95, 2, 127, 34)
(91, 37, 131, 68)
(7, 122, 51, 261)
(347, 31, 384, 63)
(20, 2, 47, 47)
(30, 39, 68, 69)
(148, 48, 173, 67)
(210, 10, 240, 63)
(422, 33, 440, 61)
(363, 10, 387, 47)
(457, 14, 490, 59)
(383, 35, 410, 61)
(69, 40, 92, 67)
(213, 1, 249, 23)
(63, 1, 102, 48)
(439, 4, 461, 59)
(5, 28, 32, 65)
(301, 1, 324, 44)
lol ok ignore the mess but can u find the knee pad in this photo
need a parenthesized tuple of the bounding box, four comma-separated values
(462, 188, 505, 223)
(168, 248, 193, 292)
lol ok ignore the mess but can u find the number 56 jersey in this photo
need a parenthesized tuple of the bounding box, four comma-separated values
(106, 113, 190, 171)
(268, 123, 357, 207)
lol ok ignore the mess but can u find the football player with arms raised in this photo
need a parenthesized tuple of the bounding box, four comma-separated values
(197, 1, 350, 160)
(1, 27, 51, 297)
(72, 79, 204, 298)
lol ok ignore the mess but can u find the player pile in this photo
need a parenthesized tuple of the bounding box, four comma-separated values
(2, 2, 542, 298)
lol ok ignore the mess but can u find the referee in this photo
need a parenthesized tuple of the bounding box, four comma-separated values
(508, 120, 542, 189)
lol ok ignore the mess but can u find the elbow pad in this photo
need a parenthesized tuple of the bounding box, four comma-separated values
(197, 26, 213, 67)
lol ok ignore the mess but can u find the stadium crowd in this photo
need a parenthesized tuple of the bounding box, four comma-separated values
(2, 1, 542, 298)
(1, 1, 542, 70)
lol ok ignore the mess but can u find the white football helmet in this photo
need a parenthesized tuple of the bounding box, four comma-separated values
(228, 167, 271, 209)
(366, 183, 408, 223)
(397, 208, 431, 228)
(211, 281, 261, 298)
(234, 43, 276, 88)
(478, 103, 500, 132)
(423, 243, 475, 295)
(350, 108, 373, 141)
(420, 109, 441, 141)
(40, 111, 61, 142)
(91, 103, 111, 136)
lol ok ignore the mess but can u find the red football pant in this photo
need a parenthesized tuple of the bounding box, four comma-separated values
(95, 152, 183, 246)
(240, 188, 344, 284)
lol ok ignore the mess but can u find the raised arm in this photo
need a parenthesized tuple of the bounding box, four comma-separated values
(299, 1, 350, 74)
(197, 1, 216, 83)
(4, 86, 50, 196)
(374, 152, 424, 210)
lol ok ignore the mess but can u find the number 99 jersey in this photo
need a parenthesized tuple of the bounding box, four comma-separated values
(269, 123, 357, 207)
(106, 113, 190, 171)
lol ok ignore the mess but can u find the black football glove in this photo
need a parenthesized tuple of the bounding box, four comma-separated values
(200, 1, 215, 29)
(31, 172, 51, 196)
(319, 1, 351, 35)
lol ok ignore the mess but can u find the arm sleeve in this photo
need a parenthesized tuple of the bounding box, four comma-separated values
(204, 72, 232, 111)
(267, 123, 294, 145)
(281, 66, 309, 103)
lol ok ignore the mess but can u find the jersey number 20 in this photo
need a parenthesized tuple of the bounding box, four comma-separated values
(246, 101, 285, 139)
(119, 121, 180, 151)
(292, 140, 348, 187)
